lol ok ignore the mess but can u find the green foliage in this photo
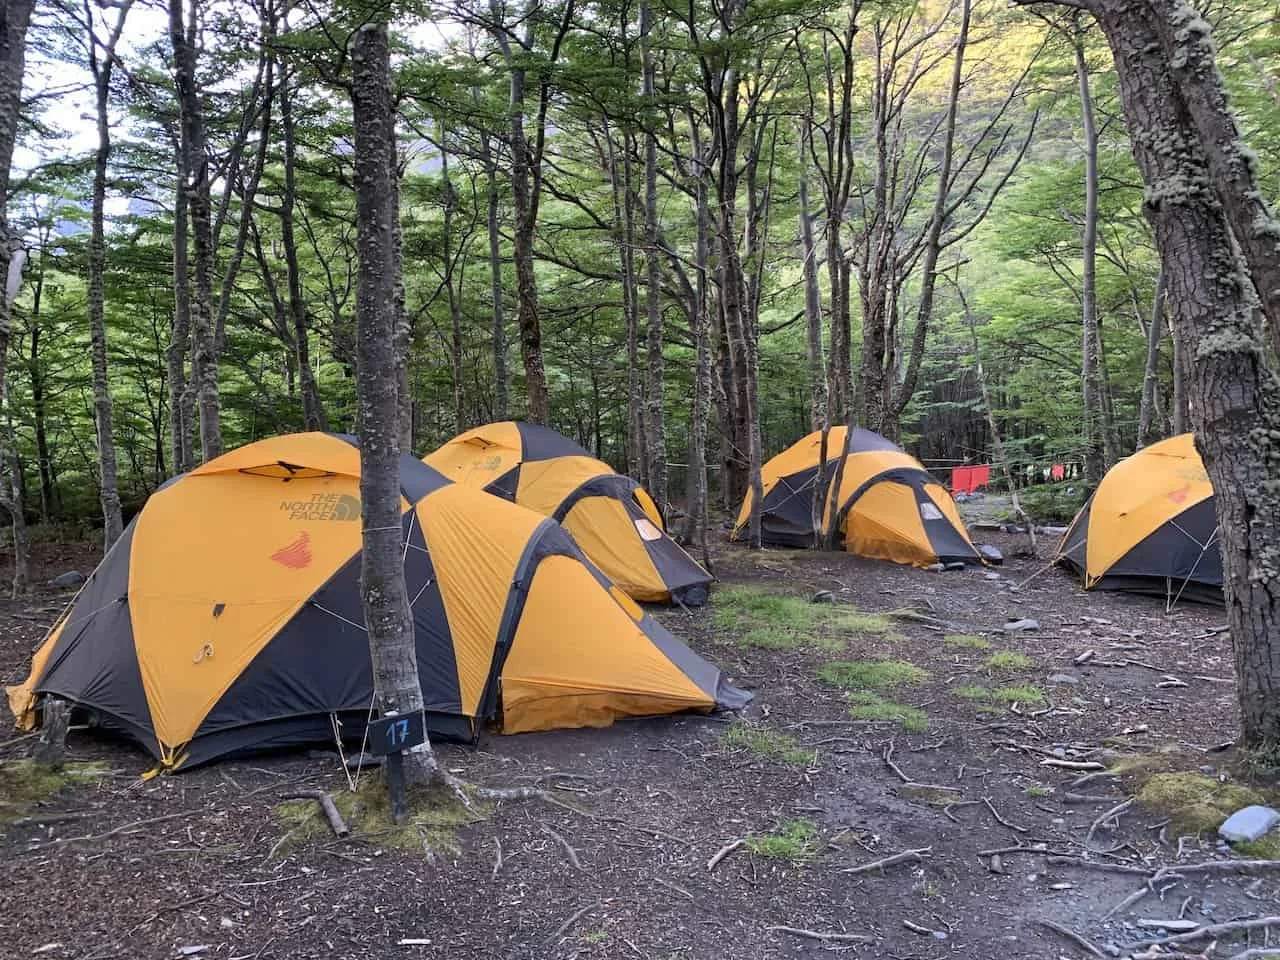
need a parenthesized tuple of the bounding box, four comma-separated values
(746, 819, 818, 861)
(714, 586, 895, 652)
(943, 634, 991, 650)
(984, 651, 1034, 672)
(818, 659, 928, 690)
(0, 760, 109, 821)
(722, 722, 814, 766)
(847, 692, 929, 732)
(952, 684, 1045, 705)
(1136, 773, 1263, 837)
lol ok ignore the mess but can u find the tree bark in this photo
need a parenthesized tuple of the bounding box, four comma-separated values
(604, 118, 643, 479)
(278, 61, 327, 431)
(1070, 0, 1280, 750)
(679, 152, 713, 565)
(85, 0, 132, 551)
(1137, 267, 1167, 448)
(168, 139, 195, 473)
(439, 122, 466, 435)
(170, 0, 222, 461)
(798, 121, 827, 435)
(1075, 19, 1113, 483)
(482, 131, 508, 420)
(351, 20, 437, 786)
(641, 0, 665, 514)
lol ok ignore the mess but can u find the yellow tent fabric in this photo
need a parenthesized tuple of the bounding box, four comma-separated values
(734, 427, 980, 568)
(425, 422, 712, 604)
(7, 433, 748, 769)
(1057, 434, 1221, 602)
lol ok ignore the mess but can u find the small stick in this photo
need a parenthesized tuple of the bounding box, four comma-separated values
(1102, 866, 1177, 921)
(491, 837, 504, 880)
(1070, 771, 1118, 788)
(1120, 916, 1280, 951)
(1063, 792, 1127, 804)
(903, 919, 942, 937)
(943, 800, 980, 823)
(983, 797, 1029, 833)
(1045, 856, 1151, 875)
(707, 838, 744, 872)
(540, 824, 582, 870)
(654, 878, 694, 901)
(841, 847, 931, 875)
(1086, 797, 1134, 845)
(1040, 759, 1106, 770)
(544, 901, 599, 945)
(767, 925, 872, 943)
(883, 742, 911, 783)
(977, 843, 1051, 857)
(280, 790, 350, 839)
(1036, 919, 1108, 958)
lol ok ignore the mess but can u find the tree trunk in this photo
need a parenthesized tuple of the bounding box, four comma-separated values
(439, 123, 466, 435)
(1075, 0, 1280, 751)
(641, 0, 665, 514)
(351, 21, 438, 787)
(1137, 267, 1167, 449)
(170, 0, 222, 461)
(482, 133, 508, 420)
(1075, 20, 1111, 484)
(86, 0, 132, 551)
(168, 139, 194, 473)
(680, 159, 712, 565)
(798, 121, 827, 434)
(279, 63, 327, 431)
(1170, 311, 1189, 433)
(606, 119, 643, 479)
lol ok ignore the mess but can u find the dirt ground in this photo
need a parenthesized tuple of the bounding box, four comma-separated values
(1, 528, 1276, 960)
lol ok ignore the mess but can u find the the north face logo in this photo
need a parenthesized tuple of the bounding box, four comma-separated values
(280, 493, 361, 521)
(271, 531, 312, 569)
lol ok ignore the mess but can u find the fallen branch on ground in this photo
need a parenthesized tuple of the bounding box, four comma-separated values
(1040, 759, 1106, 771)
(540, 823, 582, 870)
(767, 925, 872, 943)
(707, 838, 744, 872)
(544, 902, 599, 945)
(983, 796, 1028, 833)
(1036, 919, 1107, 958)
(841, 847, 931, 875)
(1102, 865, 1178, 921)
(1120, 916, 1280, 951)
(280, 790, 350, 839)
(491, 837, 504, 880)
(1085, 797, 1134, 846)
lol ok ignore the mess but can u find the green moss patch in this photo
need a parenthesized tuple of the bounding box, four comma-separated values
(274, 775, 483, 856)
(984, 651, 1034, 672)
(723, 722, 813, 766)
(1136, 773, 1263, 837)
(943, 634, 991, 650)
(848, 692, 928, 732)
(746, 818, 818, 861)
(713, 585, 898, 651)
(818, 659, 927, 690)
(0, 760, 109, 822)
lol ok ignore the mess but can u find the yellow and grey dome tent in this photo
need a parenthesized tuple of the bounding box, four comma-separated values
(734, 426, 981, 568)
(6, 433, 748, 770)
(1056, 433, 1222, 605)
(425, 421, 712, 605)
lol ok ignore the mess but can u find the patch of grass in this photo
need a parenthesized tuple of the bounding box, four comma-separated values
(951, 683, 1046, 706)
(582, 930, 609, 945)
(746, 818, 818, 861)
(712, 585, 898, 651)
(818, 659, 927, 690)
(1234, 833, 1280, 859)
(1137, 772, 1263, 837)
(848, 692, 928, 733)
(1024, 785, 1052, 798)
(274, 774, 483, 856)
(985, 651, 1034, 672)
(943, 634, 991, 650)
(723, 722, 814, 766)
(0, 760, 109, 821)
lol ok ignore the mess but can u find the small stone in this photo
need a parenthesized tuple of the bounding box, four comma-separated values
(984, 572, 1002, 580)
(177, 949, 211, 958)
(810, 590, 835, 604)
(1137, 919, 1200, 932)
(943, 561, 966, 571)
(47, 570, 86, 589)
(1052, 818, 1066, 827)
(931, 931, 947, 941)
(1218, 805, 1280, 843)
(1048, 673, 1081, 686)
(988, 853, 1005, 874)
(1003, 618, 1039, 632)
(1103, 944, 1122, 958)
(1198, 764, 1216, 775)
(926, 563, 946, 572)
(977, 543, 1004, 564)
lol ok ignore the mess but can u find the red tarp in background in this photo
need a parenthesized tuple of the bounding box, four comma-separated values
(1050, 463, 1066, 481)
(951, 464, 991, 494)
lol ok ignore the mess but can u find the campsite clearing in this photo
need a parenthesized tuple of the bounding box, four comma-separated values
(1, 530, 1274, 960)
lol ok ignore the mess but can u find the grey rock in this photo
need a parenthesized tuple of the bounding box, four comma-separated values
(1218, 805, 1280, 843)
(1048, 673, 1081, 686)
(926, 563, 946, 572)
(810, 590, 835, 604)
(1198, 764, 1217, 775)
(47, 570, 86, 589)
(1003, 618, 1040, 632)
(984, 571, 1002, 580)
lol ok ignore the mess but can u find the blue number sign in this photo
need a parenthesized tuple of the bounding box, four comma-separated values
(367, 710, 427, 756)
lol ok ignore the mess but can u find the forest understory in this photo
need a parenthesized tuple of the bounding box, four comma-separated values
(2, 528, 1273, 960)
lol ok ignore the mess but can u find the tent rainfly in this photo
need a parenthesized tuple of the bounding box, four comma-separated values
(425, 421, 712, 605)
(7, 433, 749, 771)
(734, 426, 982, 568)
(1056, 433, 1222, 606)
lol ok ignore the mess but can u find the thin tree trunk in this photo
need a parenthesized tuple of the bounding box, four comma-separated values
(168, 141, 194, 473)
(1171, 313, 1189, 433)
(798, 121, 826, 434)
(351, 20, 438, 786)
(1137, 267, 1166, 449)
(439, 122, 466, 435)
(641, 0, 665, 513)
(482, 132, 508, 420)
(86, 0, 132, 550)
(279, 62, 327, 431)
(605, 119, 643, 479)
(680, 158, 712, 564)
(1075, 20, 1110, 483)
(170, 0, 222, 461)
